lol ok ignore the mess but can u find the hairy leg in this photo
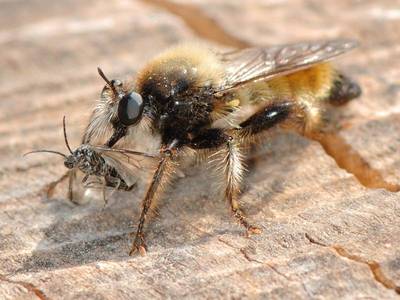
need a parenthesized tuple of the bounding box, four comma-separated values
(220, 138, 261, 234)
(190, 103, 292, 233)
(129, 150, 176, 256)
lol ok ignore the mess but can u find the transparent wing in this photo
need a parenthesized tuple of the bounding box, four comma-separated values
(217, 39, 358, 92)
(93, 146, 159, 188)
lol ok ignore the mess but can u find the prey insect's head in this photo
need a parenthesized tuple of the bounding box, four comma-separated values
(63, 145, 98, 171)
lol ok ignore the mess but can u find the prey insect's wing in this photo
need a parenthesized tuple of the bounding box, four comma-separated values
(216, 39, 358, 93)
(94, 146, 159, 188)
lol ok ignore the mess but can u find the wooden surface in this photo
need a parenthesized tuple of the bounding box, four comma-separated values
(1, 0, 400, 299)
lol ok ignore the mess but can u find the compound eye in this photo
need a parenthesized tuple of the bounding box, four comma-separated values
(118, 92, 144, 126)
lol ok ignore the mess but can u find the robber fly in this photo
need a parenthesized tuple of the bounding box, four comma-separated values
(71, 39, 361, 255)
(25, 117, 158, 204)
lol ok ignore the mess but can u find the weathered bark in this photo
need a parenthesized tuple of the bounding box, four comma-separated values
(0, 0, 399, 299)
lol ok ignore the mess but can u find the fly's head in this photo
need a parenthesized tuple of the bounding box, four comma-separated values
(83, 68, 148, 147)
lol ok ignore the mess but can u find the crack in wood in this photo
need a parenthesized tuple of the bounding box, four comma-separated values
(0, 274, 49, 300)
(141, 0, 248, 49)
(217, 237, 294, 283)
(314, 133, 400, 192)
(305, 233, 400, 295)
(165, 205, 294, 282)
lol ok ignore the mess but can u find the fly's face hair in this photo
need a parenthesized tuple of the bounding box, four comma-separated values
(63, 40, 362, 255)
(82, 68, 152, 148)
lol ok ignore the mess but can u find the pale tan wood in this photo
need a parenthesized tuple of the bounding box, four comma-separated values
(0, 0, 399, 299)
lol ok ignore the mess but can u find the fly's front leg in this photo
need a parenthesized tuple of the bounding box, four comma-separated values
(130, 147, 176, 256)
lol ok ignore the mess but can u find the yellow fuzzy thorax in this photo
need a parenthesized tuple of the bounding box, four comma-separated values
(135, 43, 225, 88)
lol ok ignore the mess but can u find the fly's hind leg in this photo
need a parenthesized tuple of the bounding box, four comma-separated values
(236, 99, 332, 144)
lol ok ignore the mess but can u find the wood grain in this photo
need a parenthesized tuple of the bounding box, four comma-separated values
(0, 0, 399, 299)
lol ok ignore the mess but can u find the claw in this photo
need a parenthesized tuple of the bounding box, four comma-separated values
(129, 244, 147, 256)
(129, 236, 147, 256)
(247, 225, 262, 236)
(139, 245, 147, 256)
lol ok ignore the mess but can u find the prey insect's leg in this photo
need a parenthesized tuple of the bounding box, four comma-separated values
(43, 169, 78, 204)
(81, 174, 89, 183)
(101, 177, 107, 206)
(130, 152, 175, 256)
(109, 177, 122, 197)
(68, 169, 79, 204)
(44, 170, 70, 198)
(103, 177, 122, 207)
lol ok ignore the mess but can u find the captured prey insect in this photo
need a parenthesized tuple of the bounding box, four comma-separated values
(78, 39, 361, 255)
(25, 117, 159, 204)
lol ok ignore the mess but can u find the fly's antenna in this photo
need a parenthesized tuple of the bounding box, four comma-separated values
(23, 150, 67, 158)
(63, 116, 73, 154)
(97, 67, 117, 96)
